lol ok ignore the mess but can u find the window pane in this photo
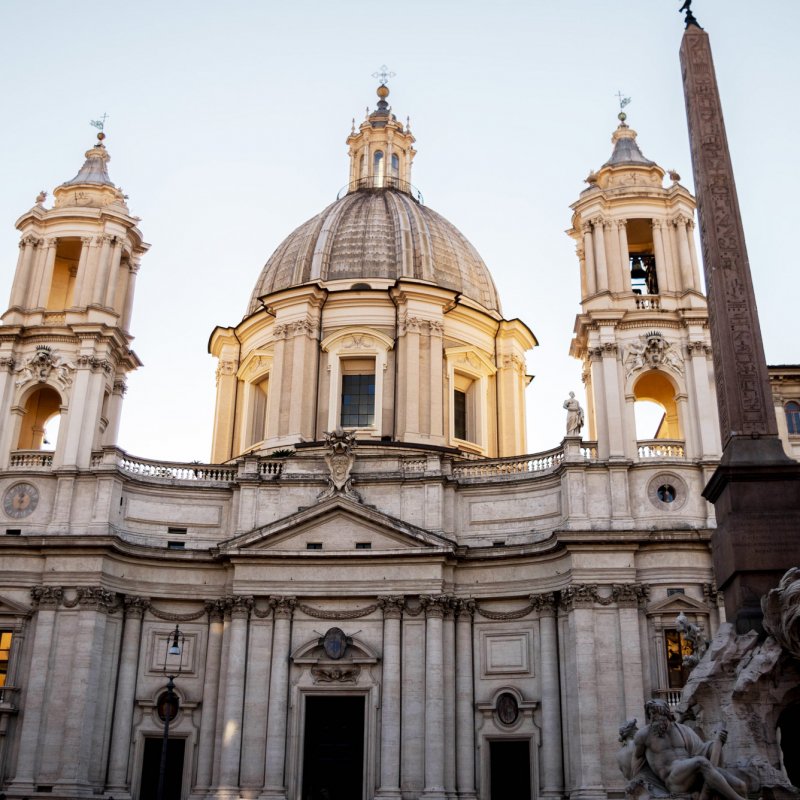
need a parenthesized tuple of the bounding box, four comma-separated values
(454, 390, 467, 440)
(341, 374, 375, 427)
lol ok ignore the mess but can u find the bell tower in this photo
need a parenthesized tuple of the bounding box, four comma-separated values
(0, 130, 148, 469)
(569, 112, 720, 462)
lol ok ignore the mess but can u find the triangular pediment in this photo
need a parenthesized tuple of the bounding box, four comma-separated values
(217, 495, 456, 555)
(646, 593, 709, 616)
(0, 594, 32, 616)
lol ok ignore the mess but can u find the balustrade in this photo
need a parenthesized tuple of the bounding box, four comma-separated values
(637, 440, 685, 459)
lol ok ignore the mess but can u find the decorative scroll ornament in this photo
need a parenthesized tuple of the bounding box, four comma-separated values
(15, 346, 75, 389)
(318, 427, 362, 503)
(311, 665, 360, 683)
(624, 332, 684, 377)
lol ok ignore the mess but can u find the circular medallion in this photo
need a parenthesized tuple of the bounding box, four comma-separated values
(3, 482, 39, 519)
(496, 692, 519, 725)
(647, 472, 687, 511)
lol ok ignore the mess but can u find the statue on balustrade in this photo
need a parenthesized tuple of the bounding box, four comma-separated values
(563, 391, 584, 436)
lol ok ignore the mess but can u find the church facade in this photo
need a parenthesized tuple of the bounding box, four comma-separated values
(0, 85, 729, 800)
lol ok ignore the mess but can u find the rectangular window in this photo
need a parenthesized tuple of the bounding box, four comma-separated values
(167, 541, 185, 550)
(454, 389, 467, 440)
(0, 631, 12, 687)
(355, 542, 372, 550)
(306, 542, 322, 550)
(341, 373, 375, 428)
(664, 628, 694, 688)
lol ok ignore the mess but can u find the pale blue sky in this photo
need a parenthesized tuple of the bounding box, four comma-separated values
(1, 1, 797, 461)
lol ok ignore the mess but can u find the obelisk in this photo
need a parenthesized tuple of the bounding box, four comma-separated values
(679, 5, 800, 632)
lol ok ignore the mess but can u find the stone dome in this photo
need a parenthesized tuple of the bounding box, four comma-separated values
(247, 188, 501, 315)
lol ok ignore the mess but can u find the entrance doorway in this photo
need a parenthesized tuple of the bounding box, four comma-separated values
(139, 736, 185, 800)
(490, 739, 532, 800)
(778, 703, 800, 786)
(302, 695, 365, 800)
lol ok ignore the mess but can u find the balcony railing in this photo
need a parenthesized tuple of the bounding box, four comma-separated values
(637, 439, 685, 459)
(652, 688, 683, 710)
(8, 450, 54, 469)
(634, 294, 660, 310)
(337, 176, 424, 204)
(453, 446, 567, 479)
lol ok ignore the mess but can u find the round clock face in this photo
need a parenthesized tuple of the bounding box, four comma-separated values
(3, 482, 39, 519)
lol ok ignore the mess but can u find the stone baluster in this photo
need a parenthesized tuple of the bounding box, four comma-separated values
(218, 596, 254, 790)
(262, 596, 295, 798)
(106, 596, 149, 791)
(454, 599, 477, 800)
(376, 596, 404, 800)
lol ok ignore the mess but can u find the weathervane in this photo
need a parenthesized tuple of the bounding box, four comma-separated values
(678, 0, 702, 29)
(90, 113, 109, 132)
(615, 91, 631, 123)
(372, 65, 395, 86)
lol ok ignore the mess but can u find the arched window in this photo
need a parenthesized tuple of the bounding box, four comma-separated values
(373, 151, 384, 187)
(17, 386, 62, 450)
(633, 371, 681, 440)
(391, 153, 400, 180)
(786, 401, 800, 435)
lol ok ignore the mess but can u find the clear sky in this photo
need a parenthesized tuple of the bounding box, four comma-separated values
(1, 1, 797, 463)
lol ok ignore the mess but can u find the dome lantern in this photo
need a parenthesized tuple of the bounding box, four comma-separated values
(346, 69, 416, 195)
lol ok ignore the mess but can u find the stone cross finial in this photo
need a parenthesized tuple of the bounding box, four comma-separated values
(372, 65, 395, 86)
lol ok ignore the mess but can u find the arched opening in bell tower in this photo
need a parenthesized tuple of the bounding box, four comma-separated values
(16, 386, 62, 451)
(627, 219, 659, 296)
(47, 237, 82, 311)
(633, 371, 681, 440)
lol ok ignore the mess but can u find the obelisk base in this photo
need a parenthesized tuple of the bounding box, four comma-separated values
(704, 437, 800, 633)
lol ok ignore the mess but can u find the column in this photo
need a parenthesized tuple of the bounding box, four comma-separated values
(58, 589, 114, 787)
(581, 224, 596, 297)
(121, 262, 139, 331)
(687, 219, 701, 291)
(35, 238, 57, 308)
(12, 588, 62, 790)
(71, 237, 92, 309)
(688, 343, 720, 456)
(261, 596, 295, 800)
(403, 316, 421, 437)
(537, 596, 563, 800)
(218, 596, 253, 792)
(91, 234, 113, 306)
(618, 601, 645, 723)
(454, 600, 477, 800)
(674, 217, 694, 291)
(421, 596, 446, 800)
(600, 344, 625, 457)
(429, 322, 444, 440)
(592, 219, 608, 293)
(240, 608, 274, 791)
(442, 600, 456, 798)
(104, 380, 127, 447)
(104, 240, 124, 308)
(194, 601, 226, 793)
(106, 596, 148, 791)
(607, 221, 622, 293)
(651, 221, 669, 294)
(376, 597, 404, 799)
(78, 236, 102, 307)
(565, 595, 604, 800)
(617, 220, 631, 292)
(10, 237, 36, 308)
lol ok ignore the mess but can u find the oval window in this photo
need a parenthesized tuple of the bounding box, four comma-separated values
(496, 692, 519, 725)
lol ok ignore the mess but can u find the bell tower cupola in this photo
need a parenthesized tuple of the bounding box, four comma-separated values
(346, 68, 416, 194)
(569, 109, 719, 463)
(0, 128, 149, 470)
